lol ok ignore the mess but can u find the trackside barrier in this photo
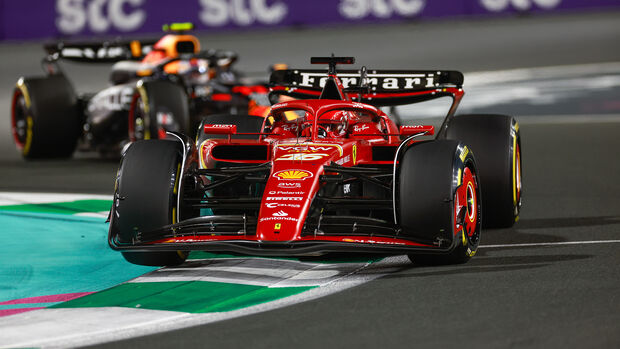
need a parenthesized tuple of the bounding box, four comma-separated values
(1, 0, 619, 41)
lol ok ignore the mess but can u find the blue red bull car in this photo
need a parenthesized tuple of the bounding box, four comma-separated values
(108, 56, 522, 266)
(10, 23, 271, 159)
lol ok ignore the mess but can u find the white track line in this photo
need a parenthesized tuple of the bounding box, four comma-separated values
(480, 240, 620, 248)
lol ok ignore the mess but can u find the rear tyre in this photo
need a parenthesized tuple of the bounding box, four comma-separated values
(444, 114, 521, 228)
(398, 140, 481, 265)
(128, 80, 190, 141)
(112, 140, 188, 266)
(11, 75, 80, 159)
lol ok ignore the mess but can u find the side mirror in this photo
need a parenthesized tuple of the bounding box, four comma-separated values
(204, 124, 237, 134)
(399, 125, 434, 136)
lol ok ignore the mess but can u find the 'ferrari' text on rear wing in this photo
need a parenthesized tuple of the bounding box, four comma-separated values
(270, 69, 463, 106)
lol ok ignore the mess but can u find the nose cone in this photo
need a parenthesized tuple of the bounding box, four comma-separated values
(256, 143, 343, 241)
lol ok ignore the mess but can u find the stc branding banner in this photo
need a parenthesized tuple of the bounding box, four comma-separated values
(1, 0, 619, 41)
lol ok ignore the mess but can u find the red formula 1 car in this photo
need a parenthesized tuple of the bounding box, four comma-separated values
(108, 57, 522, 266)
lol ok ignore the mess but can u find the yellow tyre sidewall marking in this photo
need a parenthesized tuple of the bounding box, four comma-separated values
(24, 117, 34, 156)
(136, 83, 150, 140)
(16, 81, 34, 155)
(172, 162, 181, 224)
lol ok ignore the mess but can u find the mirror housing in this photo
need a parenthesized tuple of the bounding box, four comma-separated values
(204, 124, 237, 134)
(399, 125, 434, 136)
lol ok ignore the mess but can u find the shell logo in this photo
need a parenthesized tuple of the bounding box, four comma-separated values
(273, 170, 313, 180)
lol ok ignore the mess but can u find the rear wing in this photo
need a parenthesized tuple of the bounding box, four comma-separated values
(43, 39, 157, 63)
(270, 69, 463, 106)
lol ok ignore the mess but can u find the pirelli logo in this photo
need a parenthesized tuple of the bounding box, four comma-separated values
(460, 146, 469, 162)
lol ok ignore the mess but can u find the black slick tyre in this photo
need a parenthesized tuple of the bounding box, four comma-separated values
(128, 80, 190, 141)
(11, 75, 80, 159)
(398, 140, 481, 265)
(444, 114, 522, 228)
(111, 139, 188, 266)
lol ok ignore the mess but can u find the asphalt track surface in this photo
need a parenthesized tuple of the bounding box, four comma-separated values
(1, 11, 619, 348)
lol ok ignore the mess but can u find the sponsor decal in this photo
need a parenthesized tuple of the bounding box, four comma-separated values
(274, 223, 281, 230)
(278, 145, 336, 152)
(273, 170, 313, 180)
(335, 155, 351, 165)
(260, 216, 298, 222)
(56, 0, 146, 34)
(272, 210, 289, 217)
(281, 124, 299, 132)
(343, 183, 351, 194)
(194, 85, 212, 97)
(156, 112, 174, 126)
(88, 86, 134, 112)
(402, 124, 426, 129)
(199, 0, 288, 27)
(480, 0, 561, 12)
(277, 191, 304, 195)
(265, 203, 301, 208)
(266, 197, 303, 201)
(272, 102, 289, 109)
(276, 153, 329, 161)
(277, 182, 302, 188)
(276, 143, 343, 156)
(353, 124, 370, 132)
(352, 144, 357, 165)
(298, 72, 434, 90)
(338, 0, 426, 20)
(58, 46, 127, 60)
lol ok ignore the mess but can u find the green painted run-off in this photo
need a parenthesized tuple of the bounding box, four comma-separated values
(54, 281, 314, 313)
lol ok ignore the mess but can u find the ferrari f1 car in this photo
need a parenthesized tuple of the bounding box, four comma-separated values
(10, 23, 271, 159)
(108, 56, 522, 266)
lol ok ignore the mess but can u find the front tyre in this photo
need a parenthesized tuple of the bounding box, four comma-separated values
(398, 140, 481, 265)
(111, 140, 188, 266)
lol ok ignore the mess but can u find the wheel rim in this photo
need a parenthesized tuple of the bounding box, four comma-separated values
(11, 90, 28, 148)
(455, 166, 481, 246)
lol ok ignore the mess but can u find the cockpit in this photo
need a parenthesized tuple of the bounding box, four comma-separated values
(266, 103, 387, 140)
